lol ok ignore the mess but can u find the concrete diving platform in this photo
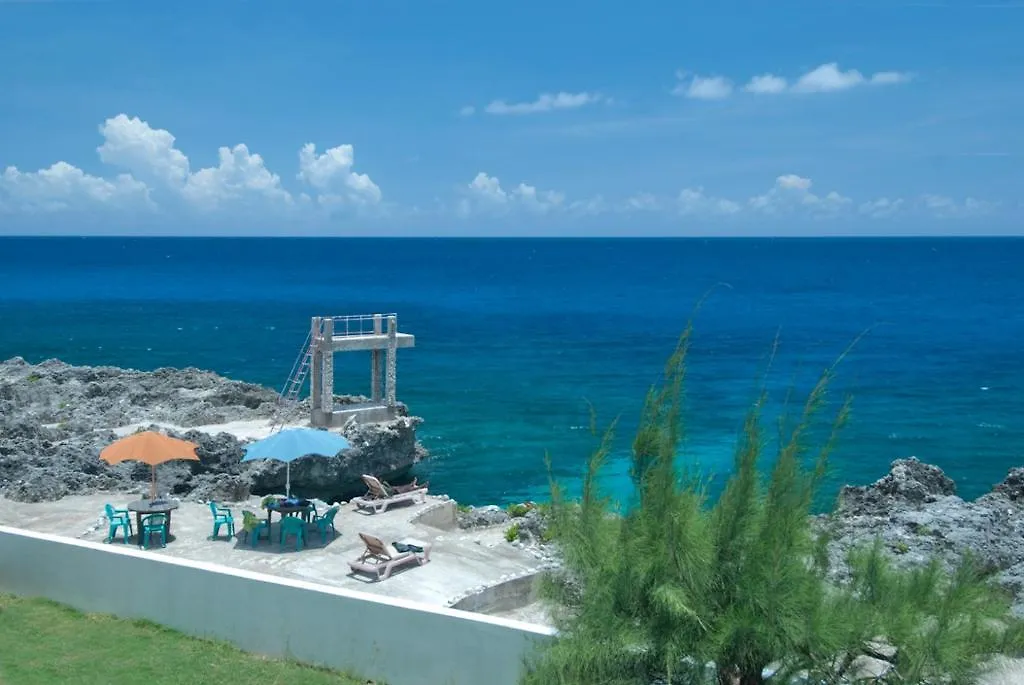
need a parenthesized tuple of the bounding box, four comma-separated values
(276, 314, 415, 428)
(329, 332, 415, 352)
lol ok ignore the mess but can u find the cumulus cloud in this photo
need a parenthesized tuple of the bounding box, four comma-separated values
(673, 73, 733, 100)
(921, 194, 997, 218)
(449, 171, 995, 226)
(0, 162, 152, 213)
(482, 92, 605, 115)
(859, 197, 904, 219)
(458, 172, 565, 215)
(743, 74, 788, 94)
(182, 144, 292, 210)
(1, 113, 380, 216)
(624, 193, 661, 212)
(698, 63, 913, 98)
(297, 143, 382, 207)
(791, 63, 912, 93)
(97, 114, 189, 187)
(749, 174, 852, 215)
(678, 187, 742, 216)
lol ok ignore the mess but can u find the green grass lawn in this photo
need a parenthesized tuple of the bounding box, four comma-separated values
(0, 594, 371, 685)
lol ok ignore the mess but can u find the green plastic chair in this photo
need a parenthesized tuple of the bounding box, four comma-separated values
(241, 510, 269, 547)
(139, 513, 168, 549)
(310, 506, 340, 544)
(103, 503, 132, 544)
(279, 515, 305, 551)
(208, 501, 235, 540)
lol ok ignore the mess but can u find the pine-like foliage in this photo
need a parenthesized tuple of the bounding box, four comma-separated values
(523, 325, 1022, 685)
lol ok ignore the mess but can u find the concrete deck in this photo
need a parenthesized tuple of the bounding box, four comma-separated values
(0, 492, 552, 621)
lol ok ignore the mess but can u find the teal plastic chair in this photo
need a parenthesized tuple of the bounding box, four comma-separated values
(139, 513, 168, 549)
(208, 501, 235, 540)
(103, 503, 132, 544)
(241, 510, 269, 547)
(310, 506, 339, 544)
(279, 515, 305, 551)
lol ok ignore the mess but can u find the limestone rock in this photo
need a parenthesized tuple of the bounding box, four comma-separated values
(822, 459, 1024, 616)
(458, 505, 511, 529)
(838, 456, 956, 515)
(0, 357, 427, 504)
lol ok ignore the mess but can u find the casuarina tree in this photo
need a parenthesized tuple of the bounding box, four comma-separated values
(523, 323, 1022, 685)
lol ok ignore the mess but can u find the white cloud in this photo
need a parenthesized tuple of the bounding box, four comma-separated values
(678, 187, 742, 216)
(1, 113, 380, 217)
(567, 195, 610, 216)
(98, 114, 294, 210)
(744, 74, 788, 94)
(483, 92, 605, 115)
(624, 193, 661, 212)
(791, 63, 912, 93)
(674, 73, 733, 100)
(859, 197, 904, 218)
(182, 144, 292, 210)
(459, 172, 565, 215)
(922, 194, 997, 218)
(677, 63, 909, 100)
(0, 161, 152, 213)
(297, 143, 381, 207)
(870, 71, 912, 85)
(749, 174, 852, 215)
(97, 114, 189, 187)
(775, 174, 813, 191)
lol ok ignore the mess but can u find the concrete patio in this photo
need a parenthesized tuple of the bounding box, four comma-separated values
(0, 492, 554, 623)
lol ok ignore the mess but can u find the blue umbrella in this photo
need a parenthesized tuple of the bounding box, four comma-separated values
(242, 427, 351, 497)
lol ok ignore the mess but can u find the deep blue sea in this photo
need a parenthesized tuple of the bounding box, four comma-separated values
(1, 237, 1022, 506)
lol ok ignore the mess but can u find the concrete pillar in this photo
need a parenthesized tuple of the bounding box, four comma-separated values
(321, 318, 334, 415)
(385, 315, 397, 407)
(371, 314, 383, 402)
(309, 317, 323, 417)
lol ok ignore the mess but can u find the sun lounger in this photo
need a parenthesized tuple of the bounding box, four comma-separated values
(347, 532, 431, 581)
(351, 474, 428, 514)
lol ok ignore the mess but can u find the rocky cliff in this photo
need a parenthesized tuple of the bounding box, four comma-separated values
(822, 457, 1024, 615)
(0, 357, 426, 503)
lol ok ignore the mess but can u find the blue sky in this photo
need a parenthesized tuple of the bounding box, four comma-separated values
(0, 0, 1021, 236)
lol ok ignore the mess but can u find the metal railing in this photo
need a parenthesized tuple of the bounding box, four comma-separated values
(327, 313, 398, 337)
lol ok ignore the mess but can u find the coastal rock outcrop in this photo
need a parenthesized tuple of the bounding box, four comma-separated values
(823, 457, 1024, 615)
(0, 357, 427, 503)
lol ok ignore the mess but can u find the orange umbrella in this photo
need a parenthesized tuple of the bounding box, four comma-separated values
(100, 431, 200, 499)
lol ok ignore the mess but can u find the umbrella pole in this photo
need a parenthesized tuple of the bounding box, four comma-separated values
(286, 463, 291, 498)
(150, 465, 157, 500)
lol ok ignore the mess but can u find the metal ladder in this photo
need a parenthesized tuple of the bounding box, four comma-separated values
(271, 322, 322, 431)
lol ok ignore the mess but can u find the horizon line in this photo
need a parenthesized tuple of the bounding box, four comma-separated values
(2, 234, 1024, 240)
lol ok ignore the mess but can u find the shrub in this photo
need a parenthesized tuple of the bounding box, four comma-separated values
(523, 323, 1021, 685)
(507, 503, 532, 518)
(505, 523, 521, 543)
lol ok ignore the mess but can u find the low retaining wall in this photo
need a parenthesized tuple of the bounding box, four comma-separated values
(0, 525, 554, 685)
(450, 571, 542, 615)
(411, 498, 458, 530)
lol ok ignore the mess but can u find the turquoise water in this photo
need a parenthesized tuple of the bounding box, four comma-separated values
(1, 237, 1022, 505)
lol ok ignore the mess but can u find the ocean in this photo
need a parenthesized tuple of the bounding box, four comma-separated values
(1, 237, 1022, 507)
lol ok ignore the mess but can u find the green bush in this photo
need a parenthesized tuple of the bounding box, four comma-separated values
(505, 523, 521, 543)
(507, 503, 532, 518)
(523, 324, 1022, 685)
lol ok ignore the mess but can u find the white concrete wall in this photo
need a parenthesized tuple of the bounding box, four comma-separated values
(0, 525, 553, 685)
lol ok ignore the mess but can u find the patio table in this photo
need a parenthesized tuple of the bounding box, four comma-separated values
(127, 499, 179, 543)
(264, 500, 315, 532)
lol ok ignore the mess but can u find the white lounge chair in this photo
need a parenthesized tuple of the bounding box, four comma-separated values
(347, 532, 430, 580)
(351, 474, 428, 514)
